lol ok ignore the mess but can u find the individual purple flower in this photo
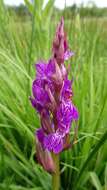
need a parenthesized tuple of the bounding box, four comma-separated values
(57, 101, 79, 134)
(72, 105, 79, 121)
(61, 79, 73, 101)
(32, 79, 50, 107)
(35, 60, 55, 92)
(44, 132, 63, 154)
(57, 101, 72, 124)
(29, 97, 43, 113)
(36, 127, 63, 154)
(36, 61, 47, 79)
(64, 50, 74, 61)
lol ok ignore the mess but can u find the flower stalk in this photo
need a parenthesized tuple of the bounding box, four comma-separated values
(52, 153, 60, 190)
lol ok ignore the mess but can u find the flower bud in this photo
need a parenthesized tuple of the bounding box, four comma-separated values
(36, 139, 55, 173)
(40, 109, 54, 133)
(51, 61, 63, 91)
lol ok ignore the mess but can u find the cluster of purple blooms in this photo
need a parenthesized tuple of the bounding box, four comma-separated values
(30, 18, 79, 173)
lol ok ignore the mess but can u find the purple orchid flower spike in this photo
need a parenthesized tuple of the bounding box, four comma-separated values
(30, 18, 79, 177)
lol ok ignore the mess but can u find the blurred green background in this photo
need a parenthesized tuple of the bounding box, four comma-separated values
(0, 0, 107, 189)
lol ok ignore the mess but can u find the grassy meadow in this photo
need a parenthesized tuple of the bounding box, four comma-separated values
(0, 0, 107, 190)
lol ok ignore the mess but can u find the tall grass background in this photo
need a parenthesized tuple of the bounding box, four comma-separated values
(0, 0, 107, 189)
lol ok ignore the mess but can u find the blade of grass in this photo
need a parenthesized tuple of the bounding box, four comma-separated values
(75, 130, 107, 188)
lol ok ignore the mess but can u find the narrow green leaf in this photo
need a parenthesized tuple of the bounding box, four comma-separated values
(105, 163, 107, 190)
(24, 0, 33, 13)
(75, 130, 107, 188)
(90, 172, 102, 190)
(42, 0, 54, 25)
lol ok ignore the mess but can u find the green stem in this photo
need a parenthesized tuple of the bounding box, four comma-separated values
(26, 1, 36, 120)
(52, 153, 60, 190)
